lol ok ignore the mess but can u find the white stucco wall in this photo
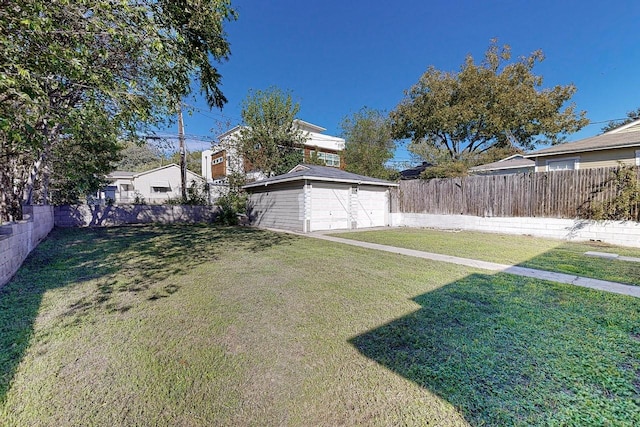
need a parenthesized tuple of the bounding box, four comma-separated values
(131, 166, 203, 204)
(390, 213, 640, 248)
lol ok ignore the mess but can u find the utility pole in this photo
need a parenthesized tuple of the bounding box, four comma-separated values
(177, 104, 187, 201)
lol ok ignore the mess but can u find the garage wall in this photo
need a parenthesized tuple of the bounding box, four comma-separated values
(247, 182, 305, 232)
(310, 182, 351, 231)
(310, 183, 390, 231)
(355, 187, 389, 228)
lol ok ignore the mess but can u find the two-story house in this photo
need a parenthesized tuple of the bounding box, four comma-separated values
(201, 120, 345, 184)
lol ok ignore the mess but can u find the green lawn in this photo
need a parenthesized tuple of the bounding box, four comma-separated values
(329, 228, 640, 286)
(1, 225, 639, 426)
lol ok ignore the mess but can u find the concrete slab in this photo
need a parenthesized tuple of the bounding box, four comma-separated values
(619, 255, 640, 263)
(584, 251, 619, 259)
(308, 233, 640, 298)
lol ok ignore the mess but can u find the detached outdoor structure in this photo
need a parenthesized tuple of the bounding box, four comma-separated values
(243, 164, 397, 233)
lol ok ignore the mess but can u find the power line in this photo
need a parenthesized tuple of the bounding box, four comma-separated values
(141, 133, 215, 143)
(182, 102, 241, 124)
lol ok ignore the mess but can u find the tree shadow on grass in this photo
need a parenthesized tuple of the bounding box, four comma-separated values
(349, 273, 640, 426)
(0, 224, 296, 403)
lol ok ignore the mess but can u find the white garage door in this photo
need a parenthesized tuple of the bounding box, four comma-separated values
(310, 183, 351, 231)
(356, 187, 388, 228)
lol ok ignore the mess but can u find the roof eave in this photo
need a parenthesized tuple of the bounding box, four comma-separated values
(470, 164, 534, 172)
(525, 142, 640, 158)
(243, 175, 398, 189)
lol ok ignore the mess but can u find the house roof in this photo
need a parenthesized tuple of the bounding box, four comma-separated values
(217, 120, 328, 140)
(294, 119, 326, 133)
(469, 154, 535, 172)
(214, 121, 345, 154)
(243, 164, 398, 189)
(525, 118, 640, 158)
(107, 164, 203, 181)
(107, 171, 136, 179)
(399, 162, 432, 179)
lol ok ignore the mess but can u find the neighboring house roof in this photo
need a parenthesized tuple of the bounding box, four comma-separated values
(525, 118, 640, 158)
(107, 164, 203, 181)
(469, 154, 534, 173)
(399, 162, 432, 179)
(215, 120, 345, 152)
(243, 164, 398, 189)
(294, 119, 326, 133)
(107, 171, 136, 179)
(217, 125, 243, 140)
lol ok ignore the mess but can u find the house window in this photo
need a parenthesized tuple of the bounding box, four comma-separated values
(212, 156, 224, 165)
(316, 152, 341, 167)
(547, 158, 578, 171)
(151, 186, 171, 193)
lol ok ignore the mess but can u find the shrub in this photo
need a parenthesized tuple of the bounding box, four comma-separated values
(587, 164, 640, 221)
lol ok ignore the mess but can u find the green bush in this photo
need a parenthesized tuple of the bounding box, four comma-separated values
(215, 172, 247, 225)
(587, 165, 640, 221)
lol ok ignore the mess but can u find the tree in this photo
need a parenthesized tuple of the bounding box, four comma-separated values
(409, 143, 524, 179)
(390, 40, 589, 164)
(236, 87, 308, 177)
(0, 0, 237, 221)
(116, 141, 164, 172)
(600, 108, 640, 134)
(169, 150, 202, 174)
(340, 108, 397, 179)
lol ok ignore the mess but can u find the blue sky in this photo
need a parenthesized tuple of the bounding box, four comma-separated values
(167, 0, 640, 166)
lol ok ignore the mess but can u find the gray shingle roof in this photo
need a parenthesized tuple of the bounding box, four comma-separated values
(243, 164, 397, 189)
(525, 128, 640, 158)
(400, 162, 432, 179)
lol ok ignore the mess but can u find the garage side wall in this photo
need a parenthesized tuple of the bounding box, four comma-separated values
(247, 183, 305, 232)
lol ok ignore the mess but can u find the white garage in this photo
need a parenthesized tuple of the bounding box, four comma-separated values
(243, 164, 397, 233)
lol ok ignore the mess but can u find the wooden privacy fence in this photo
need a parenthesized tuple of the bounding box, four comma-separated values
(391, 166, 640, 219)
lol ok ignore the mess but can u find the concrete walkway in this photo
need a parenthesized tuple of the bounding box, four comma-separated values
(308, 233, 640, 298)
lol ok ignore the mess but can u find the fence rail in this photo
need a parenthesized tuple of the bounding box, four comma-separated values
(391, 166, 640, 219)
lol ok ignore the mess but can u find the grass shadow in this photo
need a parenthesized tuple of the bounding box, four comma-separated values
(0, 224, 296, 404)
(349, 273, 640, 425)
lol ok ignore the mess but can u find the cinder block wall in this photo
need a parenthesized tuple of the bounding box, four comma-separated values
(55, 204, 220, 227)
(0, 205, 54, 287)
(390, 213, 640, 248)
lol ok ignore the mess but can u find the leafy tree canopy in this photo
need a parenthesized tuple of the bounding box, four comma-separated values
(390, 40, 589, 163)
(410, 143, 524, 179)
(116, 141, 164, 172)
(0, 0, 236, 220)
(236, 87, 308, 177)
(168, 150, 202, 174)
(341, 107, 397, 180)
(116, 141, 201, 173)
(600, 108, 640, 134)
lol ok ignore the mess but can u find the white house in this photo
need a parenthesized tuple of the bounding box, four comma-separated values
(105, 164, 205, 204)
(201, 120, 346, 184)
(243, 164, 398, 233)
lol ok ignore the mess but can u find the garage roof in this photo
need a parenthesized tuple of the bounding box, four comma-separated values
(243, 164, 398, 189)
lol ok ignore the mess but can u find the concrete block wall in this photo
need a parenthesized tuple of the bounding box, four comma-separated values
(391, 213, 640, 248)
(55, 204, 220, 227)
(1, 205, 54, 287)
